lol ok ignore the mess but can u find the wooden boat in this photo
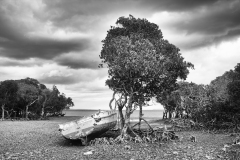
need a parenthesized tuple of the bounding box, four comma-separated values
(58, 110, 117, 145)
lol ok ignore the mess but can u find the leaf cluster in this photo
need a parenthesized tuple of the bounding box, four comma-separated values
(100, 15, 193, 107)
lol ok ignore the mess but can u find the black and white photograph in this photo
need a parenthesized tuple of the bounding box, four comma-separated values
(0, 0, 240, 159)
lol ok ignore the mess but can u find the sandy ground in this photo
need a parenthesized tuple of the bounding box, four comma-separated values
(0, 116, 239, 160)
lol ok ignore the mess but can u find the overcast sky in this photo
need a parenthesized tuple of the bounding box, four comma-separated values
(0, 0, 240, 110)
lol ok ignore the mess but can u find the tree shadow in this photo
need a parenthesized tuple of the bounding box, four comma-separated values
(54, 137, 84, 147)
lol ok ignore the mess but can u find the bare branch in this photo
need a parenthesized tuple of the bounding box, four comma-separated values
(109, 91, 118, 110)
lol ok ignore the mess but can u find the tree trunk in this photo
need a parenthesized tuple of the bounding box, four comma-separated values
(5, 110, 10, 119)
(139, 103, 143, 130)
(26, 98, 38, 119)
(122, 110, 131, 135)
(1, 104, 5, 120)
(163, 111, 167, 119)
(175, 111, 179, 118)
(109, 91, 117, 110)
(169, 111, 172, 119)
(41, 94, 48, 117)
(115, 93, 127, 130)
(41, 100, 46, 117)
(121, 94, 133, 135)
(118, 106, 125, 130)
(26, 105, 29, 119)
(41, 107, 44, 117)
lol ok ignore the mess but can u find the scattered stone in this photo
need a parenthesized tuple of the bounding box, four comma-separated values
(173, 151, 178, 155)
(124, 145, 131, 150)
(233, 136, 240, 144)
(205, 155, 214, 159)
(190, 135, 197, 142)
(217, 155, 223, 158)
(83, 150, 94, 155)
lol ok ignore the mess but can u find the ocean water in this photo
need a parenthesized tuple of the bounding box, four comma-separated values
(63, 109, 164, 119)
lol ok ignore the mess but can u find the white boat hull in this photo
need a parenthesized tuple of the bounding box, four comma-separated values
(59, 110, 117, 142)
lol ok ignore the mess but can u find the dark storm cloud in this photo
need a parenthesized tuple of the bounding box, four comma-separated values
(0, 58, 44, 67)
(1, 0, 239, 63)
(0, 13, 89, 59)
(139, 0, 220, 12)
(0, 36, 89, 59)
(183, 28, 240, 49)
(36, 0, 142, 31)
(171, 1, 240, 35)
(39, 0, 240, 50)
(154, 0, 240, 49)
(55, 57, 100, 69)
(214, 28, 240, 43)
(132, 0, 240, 49)
(0, 1, 90, 60)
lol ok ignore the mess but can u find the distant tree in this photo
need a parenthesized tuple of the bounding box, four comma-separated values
(210, 71, 234, 103)
(42, 85, 74, 116)
(42, 85, 59, 115)
(17, 83, 39, 119)
(54, 93, 72, 115)
(172, 82, 211, 121)
(66, 97, 74, 110)
(169, 64, 240, 126)
(0, 77, 74, 120)
(227, 63, 240, 126)
(158, 89, 182, 119)
(0, 80, 18, 120)
(100, 15, 193, 135)
(228, 80, 240, 112)
(39, 88, 52, 117)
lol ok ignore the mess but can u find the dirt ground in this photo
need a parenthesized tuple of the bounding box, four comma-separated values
(0, 116, 239, 160)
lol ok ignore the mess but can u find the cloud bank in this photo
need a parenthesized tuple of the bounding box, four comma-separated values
(0, 0, 240, 109)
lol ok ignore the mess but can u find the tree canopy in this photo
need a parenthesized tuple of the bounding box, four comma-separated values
(158, 62, 240, 130)
(100, 15, 193, 132)
(0, 78, 74, 120)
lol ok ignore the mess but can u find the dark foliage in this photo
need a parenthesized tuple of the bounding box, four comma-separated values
(159, 63, 240, 130)
(0, 78, 74, 120)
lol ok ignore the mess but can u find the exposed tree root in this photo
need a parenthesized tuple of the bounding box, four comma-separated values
(132, 118, 154, 132)
(89, 124, 178, 146)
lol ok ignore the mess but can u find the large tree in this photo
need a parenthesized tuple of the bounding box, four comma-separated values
(100, 15, 193, 135)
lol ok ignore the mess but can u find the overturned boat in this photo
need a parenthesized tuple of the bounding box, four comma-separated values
(58, 110, 117, 145)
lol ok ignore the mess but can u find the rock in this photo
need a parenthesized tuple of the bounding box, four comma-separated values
(217, 155, 223, 158)
(233, 136, 240, 144)
(222, 144, 230, 152)
(190, 135, 196, 142)
(124, 145, 131, 150)
(173, 151, 178, 155)
(224, 144, 230, 148)
(205, 155, 214, 159)
(83, 151, 94, 155)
